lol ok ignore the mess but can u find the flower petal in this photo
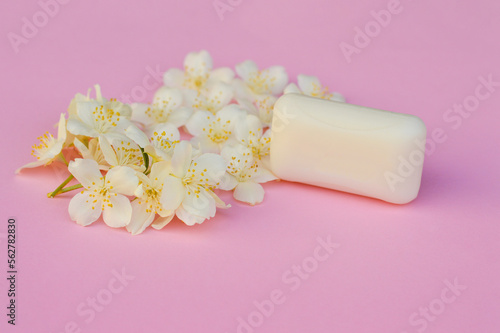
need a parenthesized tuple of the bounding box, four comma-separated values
(57, 113, 67, 141)
(237, 98, 258, 116)
(217, 104, 247, 124)
(185, 110, 212, 136)
(235, 60, 258, 81)
(191, 135, 220, 154)
(167, 106, 193, 127)
(184, 50, 213, 77)
(102, 194, 132, 228)
(232, 78, 254, 101)
(100, 130, 130, 144)
(207, 82, 234, 110)
(67, 118, 96, 137)
(111, 100, 132, 118)
(236, 114, 263, 142)
(76, 101, 100, 125)
(151, 123, 180, 142)
(218, 172, 238, 191)
(254, 95, 276, 126)
(149, 160, 171, 185)
(297, 75, 321, 96)
(134, 182, 146, 198)
(105, 166, 139, 196)
(126, 200, 156, 235)
(153, 87, 183, 110)
(220, 144, 241, 161)
(233, 182, 265, 205)
(163, 68, 185, 88)
(182, 187, 216, 219)
(17, 137, 64, 173)
(130, 103, 155, 127)
(175, 206, 206, 226)
(266, 66, 288, 95)
(283, 83, 301, 94)
(253, 166, 278, 183)
(208, 191, 231, 208)
(93, 84, 104, 101)
(67, 92, 88, 117)
(68, 158, 103, 188)
(68, 191, 103, 226)
(331, 92, 346, 102)
(73, 137, 90, 157)
(160, 175, 185, 210)
(99, 136, 119, 166)
(170, 141, 192, 177)
(209, 67, 235, 84)
(259, 155, 272, 170)
(192, 153, 227, 184)
(125, 124, 150, 148)
(182, 89, 199, 107)
(151, 214, 175, 230)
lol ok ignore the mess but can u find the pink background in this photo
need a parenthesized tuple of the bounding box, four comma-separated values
(1, 0, 499, 332)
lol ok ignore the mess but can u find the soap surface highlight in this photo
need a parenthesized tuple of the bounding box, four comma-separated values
(270, 94, 426, 204)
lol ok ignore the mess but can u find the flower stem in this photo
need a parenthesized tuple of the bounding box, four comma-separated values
(59, 184, 83, 194)
(47, 175, 74, 198)
(59, 153, 69, 166)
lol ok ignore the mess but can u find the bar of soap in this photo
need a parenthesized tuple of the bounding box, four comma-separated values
(270, 94, 426, 204)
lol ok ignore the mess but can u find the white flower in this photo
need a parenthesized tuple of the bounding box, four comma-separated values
(67, 97, 132, 142)
(235, 114, 272, 168)
(284, 75, 345, 102)
(237, 95, 276, 128)
(125, 123, 180, 163)
(220, 145, 277, 205)
(185, 104, 246, 153)
(126, 161, 174, 235)
(68, 159, 138, 228)
(73, 137, 109, 170)
(160, 141, 228, 226)
(184, 82, 234, 115)
(64, 85, 105, 148)
(163, 50, 234, 93)
(16, 113, 67, 173)
(130, 86, 192, 134)
(67, 84, 105, 117)
(99, 137, 146, 172)
(233, 60, 288, 100)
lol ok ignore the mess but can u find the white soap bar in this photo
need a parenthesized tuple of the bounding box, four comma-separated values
(270, 94, 426, 204)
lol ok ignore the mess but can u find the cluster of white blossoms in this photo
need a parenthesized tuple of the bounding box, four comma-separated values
(17, 50, 345, 235)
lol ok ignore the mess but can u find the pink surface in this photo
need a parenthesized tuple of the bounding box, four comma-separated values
(1, 0, 499, 332)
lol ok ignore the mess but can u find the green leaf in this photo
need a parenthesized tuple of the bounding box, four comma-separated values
(140, 147, 149, 172)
